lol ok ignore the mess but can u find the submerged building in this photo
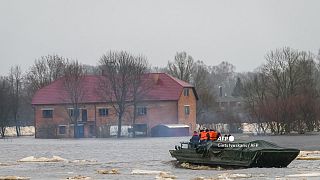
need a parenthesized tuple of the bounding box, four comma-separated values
(31, 73, 198, 138)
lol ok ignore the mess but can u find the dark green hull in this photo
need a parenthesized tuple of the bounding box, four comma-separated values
(169, 140, 299, 168)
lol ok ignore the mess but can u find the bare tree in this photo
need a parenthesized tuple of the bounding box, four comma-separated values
(0, 76, 11, 138)
(294, 54, 318, 132)
(232, 77, 244, 97)
(263, 47, 314, 133)
(83, 64, 100, 75)
(166, 58, 237, 125)
(99, 51, 150, 138)
(63, 60, 86, 138)
(191, 61, 216, 124)
(314, 50, 320, 131)
(209, 61, 236, 97)
(151, 66, 167, 73)
(26, 54, 67, 95)
(8, 65, 23, 136)
(130, 55, 151, 137)
(242, 47, 319, 134)
(167, 51, 194, 82)
(24, 55, 67, 129)
(242, 72, 269, 134)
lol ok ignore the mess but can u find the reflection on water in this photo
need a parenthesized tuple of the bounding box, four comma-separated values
(0, 135, 320, 180)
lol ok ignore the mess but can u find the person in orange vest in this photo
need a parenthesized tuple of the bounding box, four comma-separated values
(199, 129, 207, 144)
(205, 129, 210, 141)
(210, 129, 219, 141)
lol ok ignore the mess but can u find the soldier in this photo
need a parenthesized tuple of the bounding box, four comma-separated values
(209, 129, 218, 141)
(190, 131, 200, 148)
(205, 129, 210, 142)
(199, 129, 207, 144)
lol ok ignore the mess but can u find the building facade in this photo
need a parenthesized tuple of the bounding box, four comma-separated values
(32, 73, 198, 138)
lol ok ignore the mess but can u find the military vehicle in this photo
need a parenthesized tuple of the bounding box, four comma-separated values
(169, 140, 299, 168)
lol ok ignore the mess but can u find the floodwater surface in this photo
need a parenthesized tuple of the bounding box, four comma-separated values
(1, 134, 320, 180)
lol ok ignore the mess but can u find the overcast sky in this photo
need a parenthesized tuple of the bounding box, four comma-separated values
(1, 0, 320, 75)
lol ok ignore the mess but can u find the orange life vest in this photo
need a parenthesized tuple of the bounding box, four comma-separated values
(210, 131, 217, 141)
(200, 131, 207, 140)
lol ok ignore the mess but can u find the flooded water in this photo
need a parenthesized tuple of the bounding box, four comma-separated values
(1, 134, 320, 180)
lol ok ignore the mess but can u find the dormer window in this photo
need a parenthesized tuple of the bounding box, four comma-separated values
(183, 88, 189, 96)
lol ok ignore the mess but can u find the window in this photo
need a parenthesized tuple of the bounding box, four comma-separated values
(42, 110, 53, 118)
(184, 105, 190, 115)
(183, 88, 189, 96)
(137, 107, 147, 116)
(99, 108, 108, 116)
(58, 125, 66, 134)
(82, 109, 87, 122)
(69, 108, 79, 117)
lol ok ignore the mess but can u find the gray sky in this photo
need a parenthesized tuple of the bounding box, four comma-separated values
(1, 0, 320, 75)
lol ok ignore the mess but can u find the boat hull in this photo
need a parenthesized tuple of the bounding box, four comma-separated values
(169, 140, 300, 168)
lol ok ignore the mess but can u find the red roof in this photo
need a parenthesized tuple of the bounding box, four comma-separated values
(31, 73, 197, 105)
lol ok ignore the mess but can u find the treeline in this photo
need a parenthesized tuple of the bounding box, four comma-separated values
(164, 52, 237, 125)
(166, 48, 320, 134)
(0, 66, 30, 137)
(7, 52, 150, 139)
(1, 47, 319, 137)
(242, 47, 320, 134)
(0, 55, 74, 137)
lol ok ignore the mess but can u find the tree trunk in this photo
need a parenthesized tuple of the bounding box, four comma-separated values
(0, 127, 5, 138)
(74, 108, 78, 138)
(15, 115, 20, 137)
(117, 113, 122, 138)
(16, 125, 20, 137)
(74, 122, 77, 138)
(133, 103, 137, 138)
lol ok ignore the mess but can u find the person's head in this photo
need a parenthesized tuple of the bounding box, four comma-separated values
(206, 129, 209, 132)
(200, 129, 203, 132)
(193, 131, 198, 134)
(210, 129, 214, 131)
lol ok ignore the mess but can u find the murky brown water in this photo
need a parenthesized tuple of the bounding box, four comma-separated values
(0, 134, 320, 179)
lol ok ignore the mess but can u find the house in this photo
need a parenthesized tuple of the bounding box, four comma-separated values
(216, 96, 244, 112)
(31, 73, 198, 138)
(213, 89, 245, 133)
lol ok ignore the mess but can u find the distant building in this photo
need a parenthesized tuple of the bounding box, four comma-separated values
(203, 85, 246, 133)
(31, 73, 198, 138)
(216, 96, 244, 113)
